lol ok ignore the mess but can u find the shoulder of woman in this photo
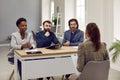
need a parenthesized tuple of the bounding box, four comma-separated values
(101, 42, 106, 46)
(11, 31, 19, 36)
(79, 40, 93, 48)
(101, 42, 107, 48)
(78, 42, 85, 49)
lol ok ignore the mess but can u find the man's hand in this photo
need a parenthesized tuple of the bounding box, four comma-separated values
(44, 31, 50, 37)
(64, 40, 70, 46)
(55, 44, 61, 49)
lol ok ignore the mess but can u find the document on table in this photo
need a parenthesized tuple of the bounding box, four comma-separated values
(72, 46, 78, 49)
(25, 49, 42, 54)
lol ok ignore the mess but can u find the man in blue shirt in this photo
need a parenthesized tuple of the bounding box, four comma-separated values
(36, 20, 60, 48)
(36, 20, 61, 80)
(62, 18, 84, 80)
(62, 18, 84, 46)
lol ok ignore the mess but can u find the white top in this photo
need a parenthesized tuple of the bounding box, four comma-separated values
(8, 31, 36, 57)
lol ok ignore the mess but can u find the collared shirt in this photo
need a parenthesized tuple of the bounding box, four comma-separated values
(62, 29, 84, 46)
(36, 31, 60, 48)
(70, 31, 77, 43)
(11, 31, 36, 49)
(8, 31, 36, 57)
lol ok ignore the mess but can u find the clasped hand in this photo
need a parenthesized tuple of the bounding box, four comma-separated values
(22, 42, 32, 48)
(44, 31, 50, 37)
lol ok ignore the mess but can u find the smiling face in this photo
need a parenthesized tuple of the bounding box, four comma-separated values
(18, 21, 27, 33)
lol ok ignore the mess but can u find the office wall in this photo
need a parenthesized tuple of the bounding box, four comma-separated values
(41, 0, 50, 23)
(86, 0, 113, 48)
(0, 0, 41, 42)
(114, 0, 120, 40)
(86, 0, 120, 71)
(64, 0, 75, 31)
(111, 0, 120, 71)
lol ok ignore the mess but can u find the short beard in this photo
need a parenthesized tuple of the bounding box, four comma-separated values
(44, 29, 50, 32)
(70, 27, 77, 32)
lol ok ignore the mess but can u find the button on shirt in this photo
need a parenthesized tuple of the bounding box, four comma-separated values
(70, 32, 76, 43)
(36, 31, 60, 48)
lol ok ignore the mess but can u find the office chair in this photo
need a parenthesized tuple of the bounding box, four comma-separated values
(77, 60, 110, 80)
(31, 30, 36, 41)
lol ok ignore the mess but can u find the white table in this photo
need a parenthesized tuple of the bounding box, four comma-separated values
(14, 46, 77, 80)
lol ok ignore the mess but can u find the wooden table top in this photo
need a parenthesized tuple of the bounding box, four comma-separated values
(15, 46, 78, 57)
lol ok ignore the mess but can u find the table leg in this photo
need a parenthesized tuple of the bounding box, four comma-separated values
(14, 55, 18, 80)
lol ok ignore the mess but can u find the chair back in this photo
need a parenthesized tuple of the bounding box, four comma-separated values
(78, 60, 110, 80)
(31, 30, 36, 41)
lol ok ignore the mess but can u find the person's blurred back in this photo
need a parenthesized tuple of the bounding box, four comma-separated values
(76, 23, 109, 79)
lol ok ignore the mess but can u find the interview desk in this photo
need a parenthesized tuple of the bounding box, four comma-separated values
(14, 46, 77, 80)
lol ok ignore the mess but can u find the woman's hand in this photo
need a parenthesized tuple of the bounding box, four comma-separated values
(22, 42, 32, 49)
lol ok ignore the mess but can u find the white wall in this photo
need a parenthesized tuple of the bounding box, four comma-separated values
(0, 0, 41, 42)
(110, 0, 120, 71)
(86, 0, 113, 48)
(41, 0, 51, 23)
(114, 0, 120, 40)
(64, 0, 76, 31)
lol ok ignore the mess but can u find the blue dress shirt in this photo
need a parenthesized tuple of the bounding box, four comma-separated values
(62, 29, 84, 46)
(36, 31, 60, 48)
(70, 32, 77, 43)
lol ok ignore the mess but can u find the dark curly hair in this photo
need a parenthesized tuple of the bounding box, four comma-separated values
(16, 18, 27, 27)
(43, 20, 52, 25)
(68, 18, 79, 29)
